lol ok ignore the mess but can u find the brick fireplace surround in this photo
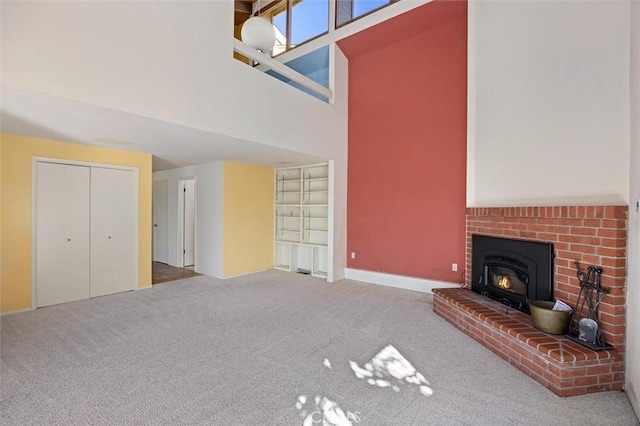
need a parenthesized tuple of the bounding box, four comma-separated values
(433, 206, 627, 396)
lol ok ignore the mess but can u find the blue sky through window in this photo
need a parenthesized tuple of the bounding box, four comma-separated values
(271, 0, 389, 53)
(353, 0, 389, 17)
(291, 0, 329, 45)
(273, 9, 287, 37)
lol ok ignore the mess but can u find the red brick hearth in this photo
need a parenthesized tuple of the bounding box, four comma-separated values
(433, 205, 628, 396)
(433, 288, 624, 396)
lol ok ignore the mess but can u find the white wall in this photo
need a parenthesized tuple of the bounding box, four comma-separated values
(2, 0, 350, 281)
(470, 1, 637, 418)
(327, 45, 348, 282)
(153, 162, 224, 278)
(627, 0, 640, 417)
(468, 0, 631, 207)
(2, 1, 346, 161)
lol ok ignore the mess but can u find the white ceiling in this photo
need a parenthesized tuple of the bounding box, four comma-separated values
(1, 85, 325, 171)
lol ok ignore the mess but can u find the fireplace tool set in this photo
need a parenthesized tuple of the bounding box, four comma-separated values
(566, 262, 613, 350)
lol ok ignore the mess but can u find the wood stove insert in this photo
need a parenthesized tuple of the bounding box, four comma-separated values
(471, 235, 554, 314)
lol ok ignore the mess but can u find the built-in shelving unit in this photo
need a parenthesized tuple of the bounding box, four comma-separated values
(274, 163, 329, 279)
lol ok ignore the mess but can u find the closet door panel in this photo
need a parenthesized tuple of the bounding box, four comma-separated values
(64, 165, 92, 297)
(90, 167, 115, 297)
(110, 169, 136, 293)
(36, 162, 66, 307)
(90, 168, 137, 297)
(36, 163, 90, 307)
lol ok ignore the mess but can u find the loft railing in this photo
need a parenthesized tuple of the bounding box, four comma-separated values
(233, 0, 418, 102)
(233, 39, 333, 103)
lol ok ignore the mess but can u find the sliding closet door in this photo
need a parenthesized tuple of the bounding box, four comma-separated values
(36, 163, 91, 307)
(90, 167, 137, 297)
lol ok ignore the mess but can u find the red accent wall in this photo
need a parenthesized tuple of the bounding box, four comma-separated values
(342, 1, 467, 282)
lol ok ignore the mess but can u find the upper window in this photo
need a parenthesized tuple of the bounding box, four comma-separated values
(336, 0, 393, 27)
(248, 0, 396, 56)
(292, 0, 329, 46)
(262, 0, 329, 56)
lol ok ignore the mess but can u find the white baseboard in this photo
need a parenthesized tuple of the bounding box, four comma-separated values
(344, 268, 459, 294)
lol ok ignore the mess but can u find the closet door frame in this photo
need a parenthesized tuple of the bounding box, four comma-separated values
(31, 157, 140, 310)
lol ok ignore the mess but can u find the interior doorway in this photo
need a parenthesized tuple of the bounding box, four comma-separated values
(179, 178, 196, 268)
(153, 181, 169, 264)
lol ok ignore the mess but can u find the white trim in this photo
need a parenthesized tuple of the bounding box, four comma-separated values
(333, 0, 433, 41)
(33, 157, 138, 172)
(152, 180, 169, 263)
(466, 0, 476, 207)
(344, 268, 459, 294)
(177, 177, 197, 268)
(135, 285, 153, 291)
(327, 160, 335, 282)
(31, 160, 38, 310)
(31, 157, 140, 309)
(328, 0, 337, 33)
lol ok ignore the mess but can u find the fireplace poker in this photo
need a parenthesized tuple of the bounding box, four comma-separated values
(568, 262, 613, 350)
(592, 268, 608, 313)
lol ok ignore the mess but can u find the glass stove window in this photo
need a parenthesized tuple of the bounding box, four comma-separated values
(488, 266, 527, 296)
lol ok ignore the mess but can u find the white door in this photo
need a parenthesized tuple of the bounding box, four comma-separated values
(36, 163, 91, 307)
(110, 169, 137, 293)
(183, 179, 195, 267)
(153, 181, 169, 264)
(90, 168, 137, 297)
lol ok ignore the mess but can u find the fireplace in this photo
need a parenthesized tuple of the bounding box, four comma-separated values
(432, 206, 627, 396)
(471, 235, 554, 314)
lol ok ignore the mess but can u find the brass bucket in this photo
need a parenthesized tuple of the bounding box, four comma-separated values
(528, 300, 571, 335)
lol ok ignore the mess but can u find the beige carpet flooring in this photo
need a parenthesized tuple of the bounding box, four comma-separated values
(1, 270, 638, 425)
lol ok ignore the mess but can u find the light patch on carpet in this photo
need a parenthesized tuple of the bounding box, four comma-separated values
(350, 345, 433, 396)
(296, 395, 360, 425)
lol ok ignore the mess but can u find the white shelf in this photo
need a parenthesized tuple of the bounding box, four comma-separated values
(312, 246, 328, 278)
(274, 163, 330, 279)
(276, 238, 300, 244)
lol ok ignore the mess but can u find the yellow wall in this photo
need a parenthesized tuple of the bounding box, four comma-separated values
(223, 162, 274, 277)
(0, 134, 153, 313)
